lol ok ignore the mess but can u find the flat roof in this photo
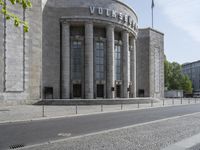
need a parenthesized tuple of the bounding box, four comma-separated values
(182, 60, 200, 66)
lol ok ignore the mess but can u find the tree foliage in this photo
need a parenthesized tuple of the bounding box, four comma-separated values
(164, 60, 193, 93)
(0, 0, 32, 32)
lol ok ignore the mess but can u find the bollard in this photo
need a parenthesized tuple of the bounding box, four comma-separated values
(42, 105, 44, 117)
(172, 99, 174, 105)
(101, 105, 103, 112)
(195, 98, 197, 104)
(163, 99, 165, 106)
(138, 101, 140, 108)
(75, 105, 78, 114)
(188, 99, 190, 104)
(181, 97, 183, 104)
(121, 103, 123, 110)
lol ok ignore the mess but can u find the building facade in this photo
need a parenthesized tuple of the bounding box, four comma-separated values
(0, 0, 164, 104)
(182, 60, 200, 95)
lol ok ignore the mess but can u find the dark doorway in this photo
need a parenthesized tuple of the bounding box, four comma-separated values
(73, 84, 82, 98)
(44, 87, 53, 99)
(116, 85, 121, 98)
(97, 84, 104, 98)
(138, 89, 145, 97)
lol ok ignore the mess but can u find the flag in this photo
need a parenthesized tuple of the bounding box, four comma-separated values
(151, 0, 155, 9)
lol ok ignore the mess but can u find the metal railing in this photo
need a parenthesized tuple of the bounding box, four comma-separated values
(41, 98, 200, 117)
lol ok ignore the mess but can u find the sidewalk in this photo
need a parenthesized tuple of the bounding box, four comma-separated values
(0, 98, 199, 124)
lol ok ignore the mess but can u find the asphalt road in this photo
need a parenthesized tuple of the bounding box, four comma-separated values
(1, 104, 200, 149)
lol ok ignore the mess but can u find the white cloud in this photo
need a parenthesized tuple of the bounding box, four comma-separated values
(157, 0, 200, 42)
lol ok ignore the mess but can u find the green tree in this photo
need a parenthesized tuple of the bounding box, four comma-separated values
(181, 75, 193, 94)
(164, 60, 193, 93)
(0, 0, 32, 32)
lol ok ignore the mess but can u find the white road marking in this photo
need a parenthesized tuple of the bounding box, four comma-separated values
(58, 133, 71, 137)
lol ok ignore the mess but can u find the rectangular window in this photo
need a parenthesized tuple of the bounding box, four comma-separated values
(115, 45, 121, 80)
(72, 40, 82, 80)
(95, 41, 105, 80)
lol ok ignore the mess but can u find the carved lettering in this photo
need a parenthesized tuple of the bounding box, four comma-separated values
(89, 6, 95, 15)
(124, 15, 128, 23)
(128, 16, 132, 25)
(106, 9, 110, 17)
(98, 7, 103, 15)
(89, 6, 137, 30)
(112, 10, 117, 18)
(118, 13, 123, 20)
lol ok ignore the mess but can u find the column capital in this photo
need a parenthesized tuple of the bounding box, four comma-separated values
(85, 21, 93, 25)
(62, 21, 70, 26)
(106, 24, 115, 30)
(122, 30, 129, 34)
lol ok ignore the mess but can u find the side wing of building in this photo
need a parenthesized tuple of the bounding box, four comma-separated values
(136, 28, 164, 98)
(0, 0, 42, 104)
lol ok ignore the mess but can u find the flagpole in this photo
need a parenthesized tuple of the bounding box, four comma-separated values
(151, 0, 154, 29)
(151, 2, 154, 28)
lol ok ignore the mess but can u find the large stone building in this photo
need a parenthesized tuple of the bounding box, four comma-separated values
(0, 0, 164, 104)
(182, 60, 200, 96)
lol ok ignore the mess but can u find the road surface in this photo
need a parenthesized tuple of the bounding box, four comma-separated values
(1, 104, 200, 149)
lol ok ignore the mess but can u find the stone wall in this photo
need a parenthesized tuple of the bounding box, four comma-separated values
(0, 12, 4, 97)
(136, 29, 150, 97)
(149, 29, 164, 98)
(136, 28, 164, 98)
(0, 0, 42, 104)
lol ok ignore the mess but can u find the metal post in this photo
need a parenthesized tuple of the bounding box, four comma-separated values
(138, 101, 140, 108)
(42, 105, 45, 117)
(121, 103, 123, 110)
(101, 105, 103, 112)
(195, 98, 197, 104)
(163, 99, 165, 106)
(181, 97, 183, 104)
(151, 100, 153, 107)
(76, 105, 78, 114)
(172, 98, 174, 105)
(188, 99, 190, 104)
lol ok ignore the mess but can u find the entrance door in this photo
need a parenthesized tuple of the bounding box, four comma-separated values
(116, 85, 121, 98)
(97, 84, 104, 98)
(73, 84, 82, 98)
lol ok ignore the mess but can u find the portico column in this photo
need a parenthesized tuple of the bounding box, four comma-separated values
(130, 36, 137, 98)
(106, 25, 115, 98)
(61, 22, 70, 99)
(122, 31, 129, 98)
(85, 22, 94, 99)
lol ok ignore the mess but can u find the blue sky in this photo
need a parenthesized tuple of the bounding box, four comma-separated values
(124, 0, 200, 64)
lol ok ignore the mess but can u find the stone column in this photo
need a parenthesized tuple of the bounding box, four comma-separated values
(61, 22, 70, 99)
(130, 36, 137, 98)
(85, 22, 94, 99)
(122, 31, 129, 98)
(106, 25, 115, 98)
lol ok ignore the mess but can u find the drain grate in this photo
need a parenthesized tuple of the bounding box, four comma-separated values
(9, 144, 25, 149)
